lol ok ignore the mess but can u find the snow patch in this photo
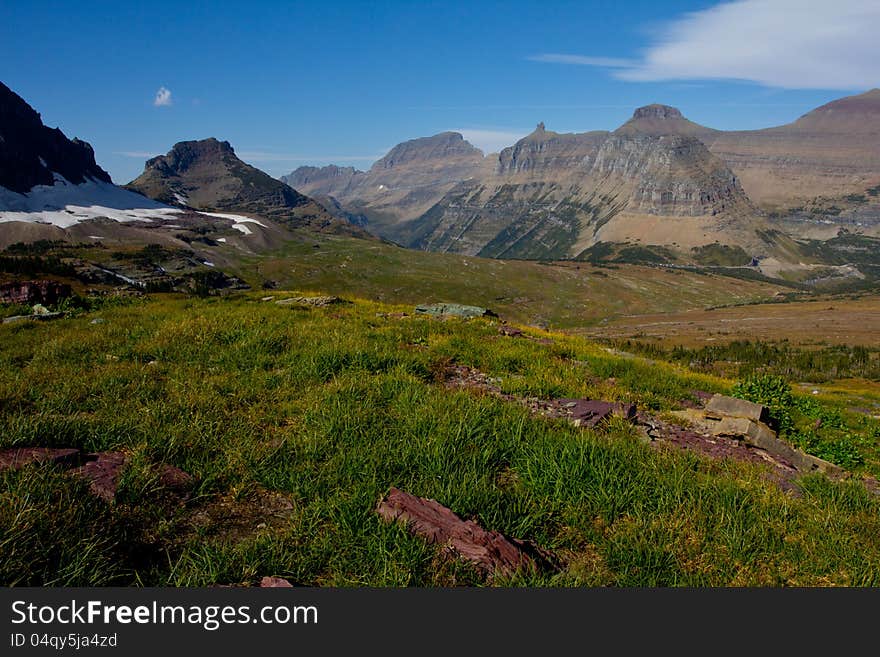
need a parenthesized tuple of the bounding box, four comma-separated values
(201, 212, 266, 226)
(231, 223, 253, 235)
(216, 237, 227, 243)
(0, 177, 181, 228)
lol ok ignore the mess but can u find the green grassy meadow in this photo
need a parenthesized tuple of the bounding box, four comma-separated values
(2, 292, 880, 587)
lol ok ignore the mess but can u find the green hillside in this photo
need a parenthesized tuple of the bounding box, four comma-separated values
(2, 292, 879, 586)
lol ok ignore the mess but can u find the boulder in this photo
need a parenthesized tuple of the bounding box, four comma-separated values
(673, 399, 844, 477)
(0, 447, 80, 472)
(377, 487, 538, 579)
(414, 303, 496, 319)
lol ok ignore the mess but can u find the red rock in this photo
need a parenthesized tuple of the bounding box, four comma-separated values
(0, 447, 80, 472)
(557, 399, 637, 428)
(260, 576, 293, 588)
(377, 487, 537, 579)
(73, 452, 127, 501)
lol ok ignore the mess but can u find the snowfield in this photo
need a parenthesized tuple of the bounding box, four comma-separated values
(0, 176, 180, 228)
(0, 176, 267, 236)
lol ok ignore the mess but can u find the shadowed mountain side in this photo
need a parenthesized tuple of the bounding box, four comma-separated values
(0, 81, 112, 194)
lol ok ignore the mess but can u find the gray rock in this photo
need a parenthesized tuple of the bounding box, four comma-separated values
(706, 394, 770, 424)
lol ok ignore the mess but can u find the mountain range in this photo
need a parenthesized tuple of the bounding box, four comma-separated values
(2, 79, 879, 279)
(287, 90, 880, 263)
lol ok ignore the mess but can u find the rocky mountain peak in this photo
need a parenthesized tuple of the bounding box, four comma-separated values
(144, 138, 236, 176)
(0, 81, 112, 193)
(632, 104, 684, 120)
(374, 132, 482, 170)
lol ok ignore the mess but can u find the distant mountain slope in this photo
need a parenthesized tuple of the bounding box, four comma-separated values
(704, 89, 880, 208)
(0, 81, 112, 193)
(283, 131, 485, 236)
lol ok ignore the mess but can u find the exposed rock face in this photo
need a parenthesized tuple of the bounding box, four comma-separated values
(282, 165, 362, 197)
(126, 138, 361, 235)
(403, 120, 759, 259)
(283, 132, 485, 236)
(294, 92, 880, 260)
(0, 81, 112, 193)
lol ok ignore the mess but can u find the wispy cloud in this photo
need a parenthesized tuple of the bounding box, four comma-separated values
(450, 129, 530, 154)
(153, 86, 172, 107)
(527, 54, 635, 68)
(530, 0, 880, 90)
(115, 151, 160, 158)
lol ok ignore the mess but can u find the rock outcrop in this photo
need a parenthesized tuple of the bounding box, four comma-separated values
(0, 280, 71, 305)
(672, 394, 843, 476)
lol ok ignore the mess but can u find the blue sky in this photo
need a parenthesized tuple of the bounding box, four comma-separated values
(2, 1, 878, 184)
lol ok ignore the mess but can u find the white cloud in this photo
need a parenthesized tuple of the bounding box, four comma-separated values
(153, 86, 172, 107)
(531, 0, 880, 90)
(451, 129, 530, 154)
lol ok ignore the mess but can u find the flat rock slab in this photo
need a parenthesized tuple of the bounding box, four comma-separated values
(415, 303, 496, 319)
(0, 447, 81, 472)
(3, 312, 64, 324)
(556, 399, 637, 428)
(706, 394, 770, 424)
(73, 452, 128, 501)
(260, 576, 293, 588)
(377, 488, 536, 579)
